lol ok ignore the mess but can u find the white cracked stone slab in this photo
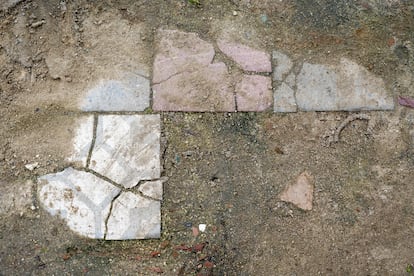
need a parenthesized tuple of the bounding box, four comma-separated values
(67, 116, 94, 167)
(106, 192, 161, 240)
(272, 50, 293, 81)
(296, 58, 394, 111)
(89, 115, 161, 188)
(38, 167, 121, 239)
(274, 82, 297, 113)
(81, 73, 150, 112)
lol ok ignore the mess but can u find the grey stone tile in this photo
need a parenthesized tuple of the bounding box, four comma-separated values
(106, 192, 160, 240)
(296, 58, 394, 111)
(81, 73, 150, 112)
(274, 82, 297, 113)
(38, 167, 121, 239)
(89, 115, 160, 188)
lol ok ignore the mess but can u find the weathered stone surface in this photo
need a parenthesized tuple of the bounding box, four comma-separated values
(67, 116, 94, 167)
(38, 167, 121, 239)
(153, 29, 215, 84)
(272, 50, 293, 81)
(296, 58, 394, 111)
(284, 72, 296, 87)
(81, 73, 150, 112)
(89, 115, 160, 188)
(217, 40, 272, 73)
(138, 180, 164, 201)
(106, 192, 160, 240)
(235, 75, 272, 111)
(152, 63, 235, 112)
(280, 171, 314, 211)
(274, 82, 297, 113)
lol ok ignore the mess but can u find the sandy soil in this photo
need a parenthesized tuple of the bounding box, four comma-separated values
(1, 0, 414, 275)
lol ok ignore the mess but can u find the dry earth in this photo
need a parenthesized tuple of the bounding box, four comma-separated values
(1, 0, 414, 275)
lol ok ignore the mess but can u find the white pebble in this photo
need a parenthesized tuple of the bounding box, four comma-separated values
(199, 224, 206, 232)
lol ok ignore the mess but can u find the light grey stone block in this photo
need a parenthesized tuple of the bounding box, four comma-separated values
(106, 192, 161, 240)
(38, 167, 121, 239)
(81, 73, 150, 112)
(274, 82, 297, 113)
(296, 58, 394, 111)
(90, 115, 161, 188)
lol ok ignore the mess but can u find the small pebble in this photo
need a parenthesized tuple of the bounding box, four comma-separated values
(199, 224, 206, 232)
(232, 11, 238, 16)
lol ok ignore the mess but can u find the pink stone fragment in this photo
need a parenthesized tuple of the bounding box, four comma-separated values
(235, 75, 272, 111)
(217, 40, 272, 73)
(279, 171, 314, 211)
(152, 63, 235, 112)
(153, 30, 215, 84)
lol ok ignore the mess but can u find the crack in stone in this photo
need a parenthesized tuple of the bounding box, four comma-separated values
(85, 114, 98, 169)
(104, 191, 122, 240)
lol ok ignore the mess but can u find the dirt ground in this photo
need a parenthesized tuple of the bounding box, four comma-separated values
(1, 0, 414, 275)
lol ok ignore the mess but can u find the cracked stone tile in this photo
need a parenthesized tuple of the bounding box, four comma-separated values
(106, 191, 160, 240)
(235, 75, 272, 111)
(272, 50, 293, 81)
(152, 63, 235, 112)
(296, 58, 395, 111)
(89, 115, 160, 188)
(81, 72, 150, 112)
(67, 116, 94, 167)
(218, 40, 272, 73)
(138, 179, 164, 201)
(38, 167, 121, 239)
(274, 82, 297, 113)
(153, 29, 215, 84)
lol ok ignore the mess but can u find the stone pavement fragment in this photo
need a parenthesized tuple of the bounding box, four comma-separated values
(279, 171, 314, 211)
(153, 29, 215, 84)
(217, 40, 272, 73)
(138, 179, 164, 201)
(272, 50, 293, 81)
(106, 192, 161, 240)
(152, 63, 235, 112)
(67, 116, 94, 167)
(296, 58, 394, 111)
(38, 167, 121, 239)
(235, 75, 272, 111)
(274, 82, 297, 113)
(81, 73, 150, 112)
(89, 115, 160, 188)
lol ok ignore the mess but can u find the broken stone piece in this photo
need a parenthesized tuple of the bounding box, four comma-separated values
(153, 29, 215, 84)
(89, 115, 161, 188)
(235, 75, 272, 111)
(38, 167, 121, 239)
(138, 179, 164, 201)
(296, 58, 394, 111)
(106, 192, 161, 240)
(152, 63, 235, 112)
(279, 171, 314, 211)
(272, 50, 293, 81)
(67, 116, 94, 167)
(274, 82, 297, 113)
(217, 40, 272, 73)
